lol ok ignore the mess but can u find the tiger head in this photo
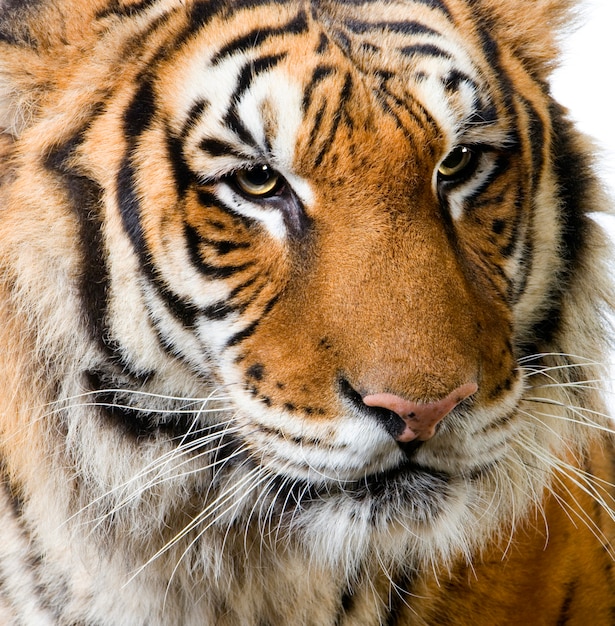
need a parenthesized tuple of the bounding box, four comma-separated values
(0, 0, 611, 606)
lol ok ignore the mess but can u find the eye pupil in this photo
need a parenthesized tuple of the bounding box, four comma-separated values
(244, 165, 272, 186)
(438, 146, 475, 179)
(233, 165, 281, 197)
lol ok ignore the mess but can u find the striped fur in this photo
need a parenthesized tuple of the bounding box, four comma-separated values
(0, 0, 613, 624)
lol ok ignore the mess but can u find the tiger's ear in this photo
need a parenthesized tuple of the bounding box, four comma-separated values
(475, 0, 578, 79)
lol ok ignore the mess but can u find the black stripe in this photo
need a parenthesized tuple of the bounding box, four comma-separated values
(503, 194, 532, 305)
(96, 0, 159, 18)
(153, 278, 201, 329)
(302, 65, 335, 112)
(467, 152, 515, 208)
(556, 579, 577, 626)
(198, 238, 251, 255)
(442, 69, 477, 94)
(474, 20, 515, 113)
(123, 76, 157, 139)
(183, 0, 289, 43)
(499, 188, 525, 256)
(316, 32, 329, 54)
(404, 92, 440, 142)
(199, 138, 243, 158)
(224, 106, 259, 150)
(117, 155, 148, 254)
(523, 103, 591, 351)
(226, 294, 280, 347)
(307, 102, 327, 157)
(370, 90, 408, 138)
(370, 82, 438, 147)
(185, 224, 254, 278)
(343, 19, 439, 37)
(314, 73, 353, 168)
(400, 43, 451, 59)
(230, 53, 288, 108)
(166, 130, 193, 198)
(229, 275, 260, 300)
(84, 369, 223, 441)
(211, 10, 308, 64)
(518, 94, 546, 191)
(180, 99, 209, 139)
(331, 28, 352, 54)
(196, 189, 255, 230)
(43, 132, 125, 362)
(367, 66, 441, 141)
(201, 301, 240, 320)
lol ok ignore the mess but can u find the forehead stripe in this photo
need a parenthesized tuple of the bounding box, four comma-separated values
(183, 0, 297, 43)
(399, 43, 452, 60)
(332, 0, 451, 18)
(230, 53, 288, 106)
(343, 19, 440, 37)
(302, 65, 336, 112)
(211, 9, 309, 64)
(313, 73, 354, 168)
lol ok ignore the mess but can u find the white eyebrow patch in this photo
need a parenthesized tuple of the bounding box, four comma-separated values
(215, 183, 289, 240)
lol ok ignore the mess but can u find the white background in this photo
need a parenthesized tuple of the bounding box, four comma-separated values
(552, 0, 615, 198)
(551, 0, 615, 412)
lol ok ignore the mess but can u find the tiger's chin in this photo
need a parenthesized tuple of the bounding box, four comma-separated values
(235, 462, 488, 580)
(206, 415, 514, 578)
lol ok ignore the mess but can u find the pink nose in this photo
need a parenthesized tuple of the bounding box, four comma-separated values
(362, 382, 478, 442)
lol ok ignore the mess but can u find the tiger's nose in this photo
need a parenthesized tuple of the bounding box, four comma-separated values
(362, 382, 478, 442)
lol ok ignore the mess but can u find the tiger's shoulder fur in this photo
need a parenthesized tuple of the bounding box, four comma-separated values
(0, 0, 614, 624)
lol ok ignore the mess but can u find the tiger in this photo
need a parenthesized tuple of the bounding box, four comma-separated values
(0, 0, 613, 624)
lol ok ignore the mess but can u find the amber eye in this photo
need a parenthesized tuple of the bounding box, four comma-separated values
(232, 164, 281, 198)
(437, 146, 477, 180)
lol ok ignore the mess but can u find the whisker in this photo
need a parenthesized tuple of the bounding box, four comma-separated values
(522, 397, 615, 435)
(164, 465, 273, 595)
(127, 460, 260, 587)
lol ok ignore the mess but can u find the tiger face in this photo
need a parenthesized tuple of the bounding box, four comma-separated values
(123, 12, 517, 439)
(80, 0, 530, 552)
(0, 0, 612, 624)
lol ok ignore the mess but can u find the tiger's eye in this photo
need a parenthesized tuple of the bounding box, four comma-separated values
(438, 146, 475, 179)
(233, 165, 281, 198)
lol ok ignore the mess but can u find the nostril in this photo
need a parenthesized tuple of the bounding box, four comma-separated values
(339, 377, 478, 443)
(363, 382, 478, 443)
(339, 377, 411, 442)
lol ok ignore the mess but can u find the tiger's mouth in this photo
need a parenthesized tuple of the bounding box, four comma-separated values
(237, 425, 454, 502)
(238, 445, 455, 518)
(353, 458, 452, 499)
